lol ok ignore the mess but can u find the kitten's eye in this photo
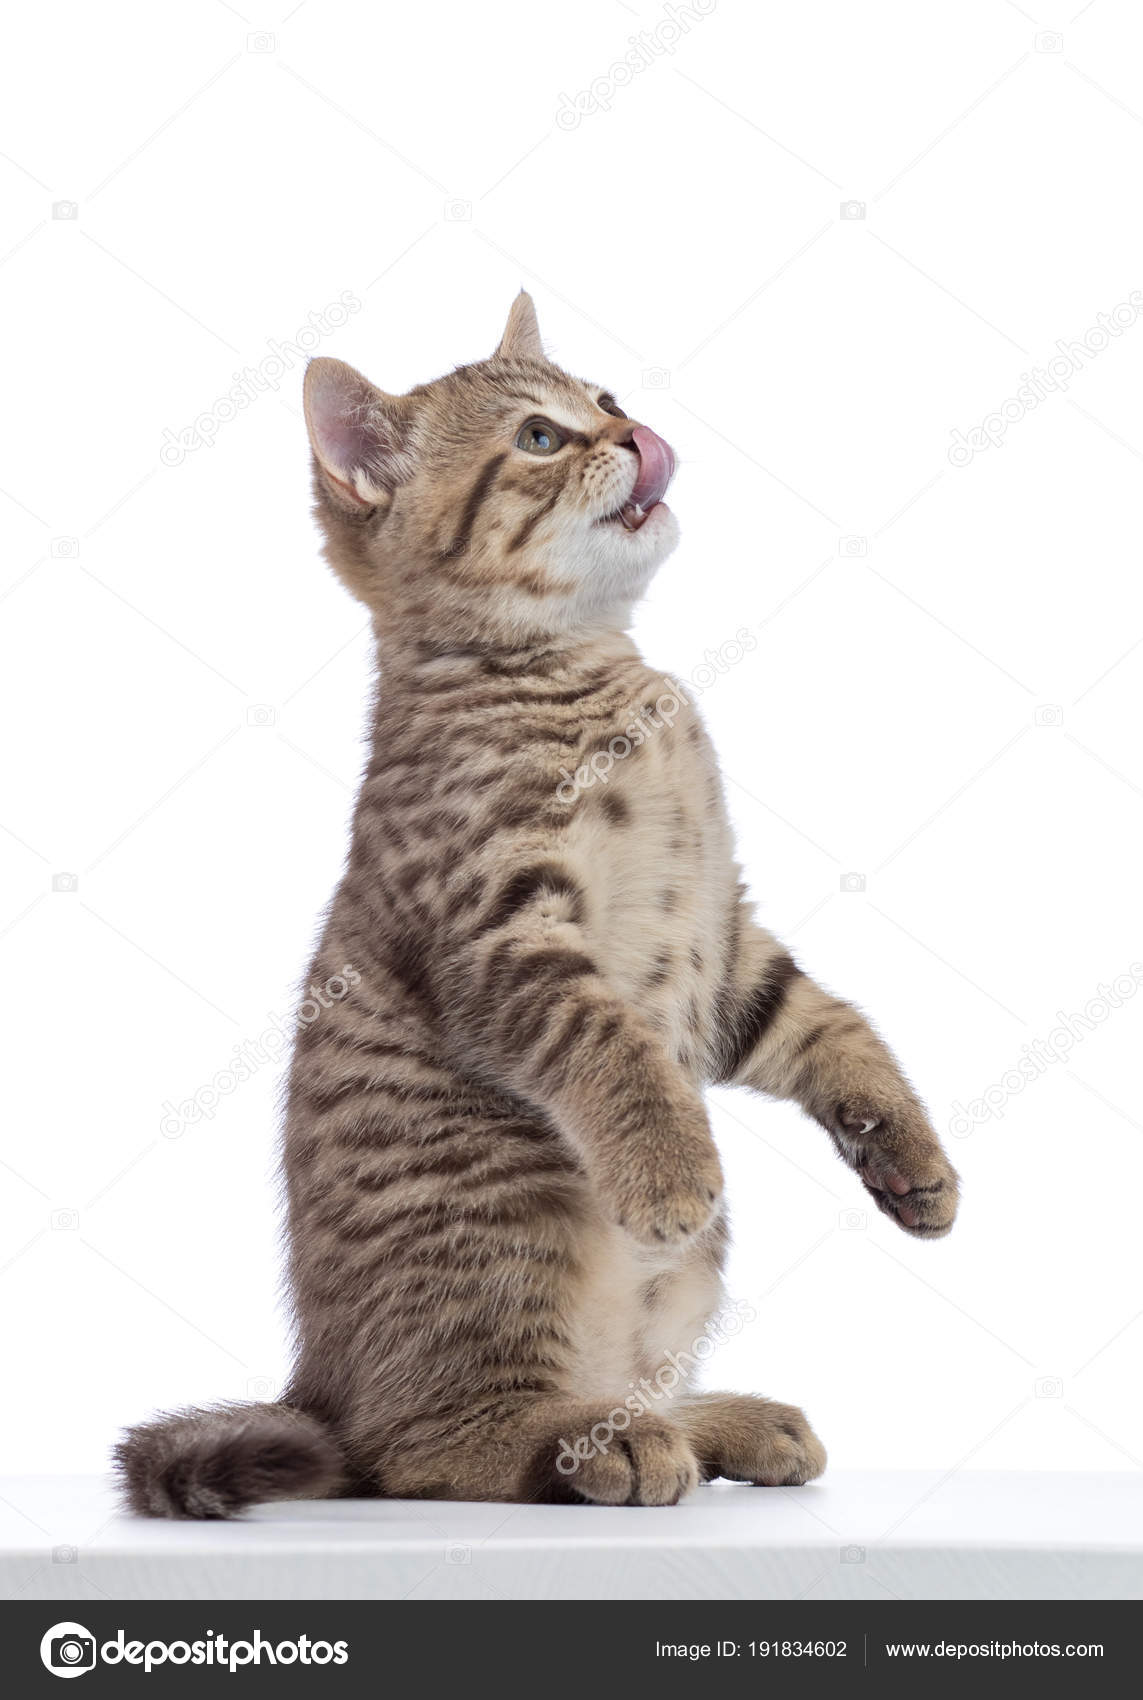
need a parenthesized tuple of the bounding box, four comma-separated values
(516, 418, 564, 455)
(597, 393, 627, 419)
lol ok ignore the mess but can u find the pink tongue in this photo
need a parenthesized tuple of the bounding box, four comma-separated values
(628, 426, 676, 516)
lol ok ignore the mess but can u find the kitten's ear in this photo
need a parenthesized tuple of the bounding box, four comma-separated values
(303, 357, 415, 510)
(495, 290, 544, 361)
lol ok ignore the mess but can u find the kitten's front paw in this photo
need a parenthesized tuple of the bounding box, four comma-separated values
(835, 1099, 959, 1239)
(688, 1395, 827, 1487)
(604, 1121, 724, 1247)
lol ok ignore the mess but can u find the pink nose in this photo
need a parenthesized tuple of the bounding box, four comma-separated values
(630, 425, 676, 512)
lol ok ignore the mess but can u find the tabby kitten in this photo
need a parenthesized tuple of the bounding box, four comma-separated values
(117, 294, 958, 1516)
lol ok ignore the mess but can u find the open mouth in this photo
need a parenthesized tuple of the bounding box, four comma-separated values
(600, 425, 676, 531)
(601, 500, 655, 531)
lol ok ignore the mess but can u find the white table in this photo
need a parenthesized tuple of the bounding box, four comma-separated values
(4, 1472, 1140, 1600)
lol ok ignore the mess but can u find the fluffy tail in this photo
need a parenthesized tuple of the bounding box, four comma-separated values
(114, 1401, 345, 1519)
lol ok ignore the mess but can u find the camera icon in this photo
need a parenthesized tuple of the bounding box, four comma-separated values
(52, 1544, 78, 1564)
(1035, 1376, 1064, 1399)
(840, 200, 866, 221)
(52, 872, 79, 894)
(47, 1632, 95, 1671)
(841, 1544, 866, 1563)
(839, 535, 868, 557)
(246, 1376, 277, 1399)
(1035, 31, 1064, 53)
(52, 200, 79, 221)
(642, 367, 670, 390)
(247, 32, 277, 52)
(444, 199, 472, 222)
(839, 1208, 867, 1231)
(51, 537, 80, 559)
(445, 1542, 471, 1564)
(51, 1208, 79, 1231)
(840, 872, 866, 893)
(1034, 704, 1063, 728)
(246, 704, 278, 728)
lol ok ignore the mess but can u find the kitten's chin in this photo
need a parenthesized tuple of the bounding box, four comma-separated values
(576, 502, 680, 613)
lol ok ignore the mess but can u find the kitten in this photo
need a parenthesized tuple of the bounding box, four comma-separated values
(116, 293, 958, 1517)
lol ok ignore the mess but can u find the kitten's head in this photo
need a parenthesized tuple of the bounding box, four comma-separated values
(302, 293, 679, 650)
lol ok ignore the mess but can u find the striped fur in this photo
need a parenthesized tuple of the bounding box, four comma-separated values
(116, 294, 956, 1517)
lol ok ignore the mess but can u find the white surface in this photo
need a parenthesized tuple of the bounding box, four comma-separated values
(4, 1473, 1141, 1601)
(3, 1, 1143, 1486)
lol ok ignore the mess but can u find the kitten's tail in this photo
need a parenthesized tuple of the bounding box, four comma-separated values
(114, 1401, 345, 1519)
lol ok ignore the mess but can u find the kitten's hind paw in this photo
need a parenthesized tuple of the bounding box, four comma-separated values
(549, 1412, 699, 1506)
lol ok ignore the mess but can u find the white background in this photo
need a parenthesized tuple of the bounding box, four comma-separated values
(2, 0, 1141, 1487)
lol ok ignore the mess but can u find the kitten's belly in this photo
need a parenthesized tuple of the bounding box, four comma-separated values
(571, 762, 733, 1068)
(566, 1207, 724, 1403)
(555, 725, 732, 1394)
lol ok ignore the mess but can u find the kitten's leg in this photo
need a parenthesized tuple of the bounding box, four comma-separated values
(709, 921, 959, 1238)
(445, 884, 724, 1245)
(673, 1392, 826, 1487)
(374, 1395, 700, 1507)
